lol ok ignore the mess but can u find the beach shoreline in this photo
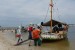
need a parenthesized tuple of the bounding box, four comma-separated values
(0, 30, 30, 50)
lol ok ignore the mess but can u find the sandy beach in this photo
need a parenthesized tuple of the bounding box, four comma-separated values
(0, 30, 43, 50)
(0, 31, 13, 50)
(0, 30, 31, 50)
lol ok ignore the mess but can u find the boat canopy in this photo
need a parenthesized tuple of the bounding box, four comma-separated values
(41, 19, 67, 26)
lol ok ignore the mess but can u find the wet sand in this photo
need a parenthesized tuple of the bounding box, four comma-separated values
(0, 26, 75, 50)
(0, 30, 29, 50)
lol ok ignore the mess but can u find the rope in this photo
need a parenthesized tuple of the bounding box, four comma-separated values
(53, 0, 61, 21)
(43, 6, 51, 31)
(43, 6, 49, 22)
(57, 8, 61, 21)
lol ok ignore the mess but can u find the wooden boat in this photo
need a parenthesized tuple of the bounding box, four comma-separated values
(40, 0, 68, 40)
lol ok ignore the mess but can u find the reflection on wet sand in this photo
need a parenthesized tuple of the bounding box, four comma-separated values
(40, 39, 69, 50)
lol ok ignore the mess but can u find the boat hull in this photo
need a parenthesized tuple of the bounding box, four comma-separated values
(41, 31, 67, 41)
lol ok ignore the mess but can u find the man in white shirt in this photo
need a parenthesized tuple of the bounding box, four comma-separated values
(16, 26, 23, 44)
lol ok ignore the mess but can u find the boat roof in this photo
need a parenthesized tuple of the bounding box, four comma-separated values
(41, 19, 68, 26)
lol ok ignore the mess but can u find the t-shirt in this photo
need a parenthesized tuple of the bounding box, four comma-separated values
(28, 26, 33, 31)
(16, 28, 22, 37)
(17, 28, 21, 35)
(32, 29, 40, 39)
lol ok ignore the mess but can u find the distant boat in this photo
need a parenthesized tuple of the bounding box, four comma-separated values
(40, 0, 68, 41)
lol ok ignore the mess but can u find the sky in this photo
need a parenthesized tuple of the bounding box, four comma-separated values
(0, 0, 75, 27)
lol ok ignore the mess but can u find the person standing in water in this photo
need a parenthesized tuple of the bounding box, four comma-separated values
(32, 27, 41, 46)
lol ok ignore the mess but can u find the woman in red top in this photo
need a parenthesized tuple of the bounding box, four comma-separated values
(28, 26, 33, 46)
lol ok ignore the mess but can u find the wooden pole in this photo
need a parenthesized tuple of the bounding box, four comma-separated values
(50, 0, 53, 33)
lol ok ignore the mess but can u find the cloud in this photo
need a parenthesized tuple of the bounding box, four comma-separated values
(0, 0, 75, 26)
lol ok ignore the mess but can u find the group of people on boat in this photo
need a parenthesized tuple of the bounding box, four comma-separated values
(52, 24, 68, 33)
(52, 24, 68, 38)
(15, 23, 42, 46)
